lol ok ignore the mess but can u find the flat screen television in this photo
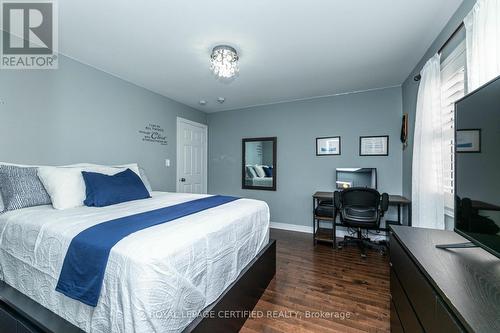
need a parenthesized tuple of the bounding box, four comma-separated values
(454, 74, 500, 258)
(335, 168, 377, 190)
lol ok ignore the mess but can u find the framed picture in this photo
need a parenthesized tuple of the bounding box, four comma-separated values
(360, 135, 389, 156)
(316, 136, 341, 156)
(456, 129, 481, 153)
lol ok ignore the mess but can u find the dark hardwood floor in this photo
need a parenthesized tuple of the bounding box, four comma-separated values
(240, 228, 390, 333)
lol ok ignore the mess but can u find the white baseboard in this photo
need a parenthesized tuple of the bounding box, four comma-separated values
(269, 221, 387, 241)
(270, 222, 312, 233)
(270, 221, 350, 238)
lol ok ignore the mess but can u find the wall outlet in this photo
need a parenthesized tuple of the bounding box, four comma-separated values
(165, 159, 170, 167)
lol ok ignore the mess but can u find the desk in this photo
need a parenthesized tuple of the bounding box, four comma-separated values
(312, 191, 411, 247)
(386, 195, 412, 226)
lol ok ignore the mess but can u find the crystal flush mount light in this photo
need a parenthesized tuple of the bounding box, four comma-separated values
(210, 45, 239, 79)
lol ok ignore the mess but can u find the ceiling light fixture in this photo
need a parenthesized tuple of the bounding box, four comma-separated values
(210, 45, 239, 79)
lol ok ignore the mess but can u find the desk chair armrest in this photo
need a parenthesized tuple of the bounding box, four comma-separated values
(380, 193, 389, 215)
(334, 191, 341, 209)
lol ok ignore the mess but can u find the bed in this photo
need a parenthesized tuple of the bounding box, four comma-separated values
(0, 191, 273, 333)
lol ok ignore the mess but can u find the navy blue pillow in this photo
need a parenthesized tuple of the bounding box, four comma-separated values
(263, 166, 273, 177)
(82, 169, 151, 207)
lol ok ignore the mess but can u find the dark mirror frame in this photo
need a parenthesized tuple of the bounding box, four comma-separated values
(242, 137, 277, 191)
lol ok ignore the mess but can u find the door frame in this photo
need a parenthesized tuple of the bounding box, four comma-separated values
(176, 117, 208, 193)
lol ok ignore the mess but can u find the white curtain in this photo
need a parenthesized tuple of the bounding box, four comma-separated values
(412, 54, 445, 230)
(464, 0, 500, 91)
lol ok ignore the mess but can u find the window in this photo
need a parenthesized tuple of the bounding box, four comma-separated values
(440, 41, 466, 215)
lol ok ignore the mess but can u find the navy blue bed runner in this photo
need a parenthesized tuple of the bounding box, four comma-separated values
(56, 195, 239, 306)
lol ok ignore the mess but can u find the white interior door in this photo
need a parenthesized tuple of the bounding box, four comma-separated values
(176, 117, 207, 194)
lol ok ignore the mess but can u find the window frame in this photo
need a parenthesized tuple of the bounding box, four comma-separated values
(440, 40, 467, 217)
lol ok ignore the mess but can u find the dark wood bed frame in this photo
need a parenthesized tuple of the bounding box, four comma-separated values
(0, 240, 276, 333)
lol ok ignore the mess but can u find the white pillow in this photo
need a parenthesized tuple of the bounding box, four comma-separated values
(38, 167, 86, 210)
(253, 165, 266, 178)
(38, 165, 133, 210)
(66, 163, 145, 187)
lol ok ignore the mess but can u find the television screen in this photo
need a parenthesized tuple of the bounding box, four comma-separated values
(336, 168, 377, 190)
(455, 75, 500, 258)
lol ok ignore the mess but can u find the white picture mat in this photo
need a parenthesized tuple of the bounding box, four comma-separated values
(360, 136, 388, 155)
(456, 130, 480, 152)
(316, 137, 340, 155)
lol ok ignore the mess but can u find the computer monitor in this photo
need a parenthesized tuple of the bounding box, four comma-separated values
(335, 168, 377, 190)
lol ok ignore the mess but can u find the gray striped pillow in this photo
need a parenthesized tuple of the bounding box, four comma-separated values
(0, 165, 51, 213)
(246, 166, 258, 178)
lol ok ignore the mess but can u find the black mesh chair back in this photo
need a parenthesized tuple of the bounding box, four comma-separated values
(337, 187, 385, 229)
(342, 188, 380, 208)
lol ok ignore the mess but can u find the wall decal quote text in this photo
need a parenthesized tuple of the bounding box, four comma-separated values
(139, 123, 168, 145)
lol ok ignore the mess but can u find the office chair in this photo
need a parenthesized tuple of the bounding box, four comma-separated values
(334, 187, 389, 258)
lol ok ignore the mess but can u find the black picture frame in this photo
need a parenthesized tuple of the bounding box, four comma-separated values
(242, 137, 277, 191)
(359, 135, 389, 156)
(456, 129, 481, 153)
(316, 136, 341, 156)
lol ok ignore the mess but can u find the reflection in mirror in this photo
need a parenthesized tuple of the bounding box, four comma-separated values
(455, 76, 500, 256)
(242, 137, 277, 191)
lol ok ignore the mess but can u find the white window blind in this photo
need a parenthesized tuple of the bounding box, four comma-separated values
(440, 41, 466, 214)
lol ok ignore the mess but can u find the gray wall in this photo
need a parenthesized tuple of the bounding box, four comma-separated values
(0, 56, 207, 191)
(207, 87, 403, 227)
(402, 0, 477, 199)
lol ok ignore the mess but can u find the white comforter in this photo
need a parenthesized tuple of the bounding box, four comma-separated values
(0, 192, 270, 333)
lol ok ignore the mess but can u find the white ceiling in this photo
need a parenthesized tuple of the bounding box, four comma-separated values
(59, 0, 463, 112)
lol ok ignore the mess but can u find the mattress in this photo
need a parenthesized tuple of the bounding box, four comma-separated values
(0, 192, 270, 333)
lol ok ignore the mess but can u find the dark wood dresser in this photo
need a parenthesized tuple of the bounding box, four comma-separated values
(390, 226, 500, 333)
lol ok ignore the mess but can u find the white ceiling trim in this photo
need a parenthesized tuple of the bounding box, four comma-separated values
(57, 0, 463, 113)
(212, 84, 403, 112)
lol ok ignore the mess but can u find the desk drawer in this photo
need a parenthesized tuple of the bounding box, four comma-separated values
(390, 236, 436, 332)
(390, 299, 404, 333)
(390, 269, 423, 333)
(435, 297, 465, 333)
(0, 305, 17, 333)
(0, 303, 41, 333)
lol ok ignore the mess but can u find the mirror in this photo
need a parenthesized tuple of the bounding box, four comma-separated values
(242, 137, 277, 191)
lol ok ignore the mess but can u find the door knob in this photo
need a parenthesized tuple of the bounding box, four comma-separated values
(180, 178, 186, 182)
